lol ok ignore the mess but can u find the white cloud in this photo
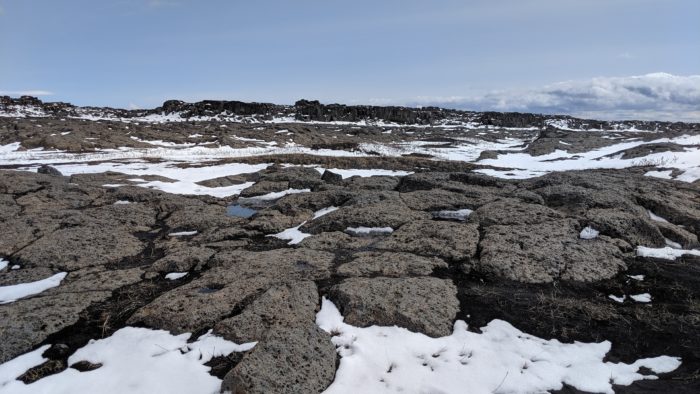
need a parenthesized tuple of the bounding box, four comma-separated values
(404, 73, 700, 122)
(0, 90, 54, 96)
(127, 102, 141, 110)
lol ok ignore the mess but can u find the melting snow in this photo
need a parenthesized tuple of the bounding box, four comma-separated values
(317, 168, 414, 179)
(316, 298, 680, 394)
(0, 272, 67, 304)
(0, 327, 255, 394)
(250, 188, 310, 201)
(0, 259, 8, 271)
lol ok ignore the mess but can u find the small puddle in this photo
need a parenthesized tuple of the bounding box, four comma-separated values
(226, 204, 257, 218)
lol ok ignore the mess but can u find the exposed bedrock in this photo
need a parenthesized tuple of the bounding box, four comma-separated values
(1, 164, 699, 392)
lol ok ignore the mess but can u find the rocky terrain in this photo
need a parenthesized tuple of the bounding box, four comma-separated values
(0, 97, 699, 393)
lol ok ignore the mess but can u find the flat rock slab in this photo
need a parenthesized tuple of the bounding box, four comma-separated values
(329, 277, 459, 337)
(214, 281, 319, 343)
(337, 251, 447, 277)
(376, 220, 479, 261)
(479, 219, 626, 283)
(222, 325, 336, 394)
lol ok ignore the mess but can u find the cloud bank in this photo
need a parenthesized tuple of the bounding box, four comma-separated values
(408, 73, 700, 122)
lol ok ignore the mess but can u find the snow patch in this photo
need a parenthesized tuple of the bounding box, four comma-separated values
(345, 226, 394, 236)
(165, 272, 188, 280)
(636, 246, 700, 260)
(579, 226, 600, 240)
(631, 293, 652, 303)
(169, 231, 198, 237)
(316, 298, 680, 394)
(0, 327, 255, 394)
(0, 272, 67, 304)
(433, 209, 472, 221)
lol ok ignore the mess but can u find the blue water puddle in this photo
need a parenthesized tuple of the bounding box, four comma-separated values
(226, 204, 257, 218)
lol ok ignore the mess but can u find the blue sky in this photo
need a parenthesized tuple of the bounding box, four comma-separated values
(1, 0, 698, 120)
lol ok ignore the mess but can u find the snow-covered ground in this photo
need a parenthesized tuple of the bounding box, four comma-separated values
(476, 134, 700, 182)
(0, 327, 255, 394)
(316, 298, 681, 394)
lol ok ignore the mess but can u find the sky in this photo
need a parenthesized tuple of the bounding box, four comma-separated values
(0, 0, 698, 121)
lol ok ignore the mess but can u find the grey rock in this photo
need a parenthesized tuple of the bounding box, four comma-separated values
(469, 199, 564, 227)
(376, 220, 479, 261)
(149, 246, 215, 273)
(337, 251, 447, 277)
(221, 325, 336, 394)
(330, 277, 459, 337)
(479, 219, 626, 283)
(240, 181, 290, 198)
(214, 281, 318, 343)
(586, 208, 665, 247)
(321, 169, 343, 184)
(300, 200, 429, 234)
(16, 225, 144, 271)
(37, 165, 63, 176)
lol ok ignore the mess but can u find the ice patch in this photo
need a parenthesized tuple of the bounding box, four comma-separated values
(636, 246, 700, 260)
(0, 327, 255, 394)
(316, 298, 680, 394)
(579, 226, 600, 240)
(0, 272, 67, 304)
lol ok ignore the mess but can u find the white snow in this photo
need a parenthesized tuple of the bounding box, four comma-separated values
(345, 226, 394, 235)
(477, 134, 700, 182)
(665, 238, 682, 249)
(0, 259, 8, 271)
(165, 272, 188, 280)
(270, 206, 339, 245)
(312, 206, 339, 219)
(113, 200, 131, 205)
(270, 224, 311, 245)
(316, 298, 681, 394)
(644, 169, 673, 180)
(318, 168, 414, 179)
(169, 231, 198, 237)
(609, 294, 626, 303)
(579, 226, 600, 240)
(247, 188, 310, 201)
(636, 246, 700, 260)
(631, 293, 652, 303)
(0, 327, 255, 394)
(0, 345, 51, 388)
(648, 210, 669, 223)
(433, 208, 472, 221)
(18, 161, 269, 198)
(0, 272, 67, 304)
(628, 275, 645, 281)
